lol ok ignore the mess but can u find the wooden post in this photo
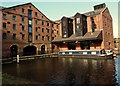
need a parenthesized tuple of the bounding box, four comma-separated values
(17, 55, 19, 63)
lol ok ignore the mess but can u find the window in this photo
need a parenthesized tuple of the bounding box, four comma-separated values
(77, 25, 79, 29)
(47, 36, 50, 41)
(3, 33, 7, 39)
(57, 25, 59, 28)
(13, 9, 16, 11)
(7, 22, 10, 24)
(47, 22, 49, 26)
(22, 34, 25, 40)
(36, 35, 38, 40)
(36, 27, 38, 32)
(52, 30, 54, 34)
(52, 37, 54, 40)
(42, 21, 44, 25)
(42, 36, 44, 40)
(76, 18, 80, 23)
(35, 12, 38, 17)
(12, 16, 16, 20)
(28, 26, 32, 33)
(28, 20, 32, 25)
(3, 14, 6, 19)
(22, 17, 24, 22)
(63, 35, 67, 38)
(13, 34, 16, 40)
(42, 28, 44, 32)
(22, 8, 24, 13)
(52, 24, 54, 27)
(35, 20, 38, 24)
(28, 10, 32, 18)
(63, 21, 66, 26)
(22, 25, 25, 31)
(42, 16, 44, 18)
(3, 23, 6, 28)
(46, 28, 49, 33)
(13, 24, 16, 30)
(57, 31, 59, 34)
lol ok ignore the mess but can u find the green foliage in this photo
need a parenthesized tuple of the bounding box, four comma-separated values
(2, 73, 35, 85)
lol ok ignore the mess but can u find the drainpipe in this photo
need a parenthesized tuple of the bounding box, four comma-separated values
(50, 22, 53, 54)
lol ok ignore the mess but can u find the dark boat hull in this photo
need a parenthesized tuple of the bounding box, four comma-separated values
(58, 54, 113, 59)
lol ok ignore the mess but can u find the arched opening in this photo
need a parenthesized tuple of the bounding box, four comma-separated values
(41, 45, 45, 54)
(23, 46, 36, 56)
(10, 45, 18, 57)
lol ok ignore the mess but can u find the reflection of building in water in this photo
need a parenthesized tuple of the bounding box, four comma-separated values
(69, 58, 73, 64)
(76, 59, 116, 84)
(91, 60, 97, 69)
(62, 58, 65, 64)
(83, 59, 88, 67)
(115, 57, 120, 84)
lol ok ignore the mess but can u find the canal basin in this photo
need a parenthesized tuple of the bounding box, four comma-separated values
(2, 56, 120, 85)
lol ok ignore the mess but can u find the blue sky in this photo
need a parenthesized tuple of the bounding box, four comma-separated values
(1, 1, 119, 38)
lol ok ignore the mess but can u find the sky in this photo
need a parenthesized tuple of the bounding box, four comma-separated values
(0, 1, 119, 38)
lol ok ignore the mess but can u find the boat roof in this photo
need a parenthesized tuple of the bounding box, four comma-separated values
(59, 50, 102, 52)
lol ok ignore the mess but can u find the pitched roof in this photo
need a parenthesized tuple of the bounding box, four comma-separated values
(84, 8, 106, 16)
(52, 30, 102, 43)
(1, 3, 55, 22)
(2, 3, 31, 10)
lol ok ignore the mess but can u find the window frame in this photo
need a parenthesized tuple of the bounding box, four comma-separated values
(22, 17, 24, 22)
(3, 33, 7, 39)
(3, 23, 6, 28)
(42, 36, 44, 40)
(22, 34, 25, 40)
(22, 25, 25, 31)
(13, 34, 16, 40)
(12, 16, 16, 20)
(22, 8, 25, 13)
(3, 14, 6, 19)
(13, 24, 16, 30)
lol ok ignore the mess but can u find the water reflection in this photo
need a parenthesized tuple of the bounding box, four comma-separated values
(2, 57, 119, 85)
(115, 56, 120, 85)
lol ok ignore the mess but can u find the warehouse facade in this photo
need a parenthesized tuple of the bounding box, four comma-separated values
(1, 3, 59, 57)
(1, 3, 114, 58)
(52, 3, 114, 52)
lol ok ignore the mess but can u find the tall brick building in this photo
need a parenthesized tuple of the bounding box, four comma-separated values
(1, 3, 59, 57)
(1, 3, 114, 58)
(52, 3, 114, 52)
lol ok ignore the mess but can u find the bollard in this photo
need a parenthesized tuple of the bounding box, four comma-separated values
(17, 55, 19, 63)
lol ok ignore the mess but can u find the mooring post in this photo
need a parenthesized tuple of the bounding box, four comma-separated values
(17, 55, 19, 63)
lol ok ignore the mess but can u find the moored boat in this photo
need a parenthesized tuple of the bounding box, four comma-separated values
(58, 49, 116, 59)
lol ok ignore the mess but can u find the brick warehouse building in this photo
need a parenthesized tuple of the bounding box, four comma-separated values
(1, 3, 114, 58)
(1, 3, 59, 57)
(52, 3, 114, 52)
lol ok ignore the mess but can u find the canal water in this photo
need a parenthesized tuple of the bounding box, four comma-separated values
(2, 56, 120, 85)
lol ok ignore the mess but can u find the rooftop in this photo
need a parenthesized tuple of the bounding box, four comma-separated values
(52, 30, 102, 43)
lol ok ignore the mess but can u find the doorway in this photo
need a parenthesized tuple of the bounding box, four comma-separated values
(10, 45, 18, 57)
(41, 45, 45, 54)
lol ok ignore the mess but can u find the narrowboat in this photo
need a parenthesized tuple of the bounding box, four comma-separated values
(58, 49, 116, 59)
